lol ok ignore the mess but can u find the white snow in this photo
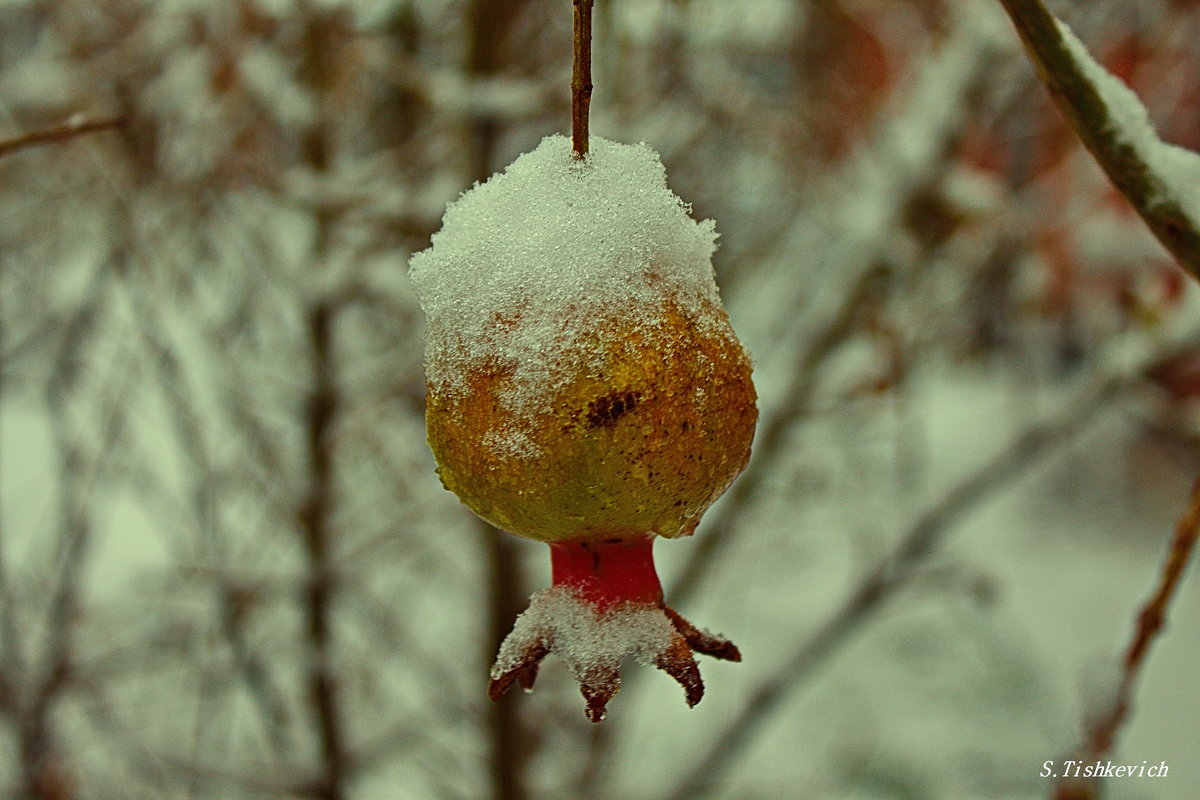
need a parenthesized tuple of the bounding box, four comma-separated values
(1055, 18, 1200, 227)
(408, 134, 723, 447)
(491, 586, 680, 687)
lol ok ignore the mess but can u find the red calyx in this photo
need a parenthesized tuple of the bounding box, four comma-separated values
(489, 534, 742, 722)
(549, 536, 663, 610)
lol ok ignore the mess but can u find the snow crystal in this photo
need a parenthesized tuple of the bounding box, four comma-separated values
(408, 134, 722, 436)
(1055, 19, 1200, 227)
(491, 586, 680, 684)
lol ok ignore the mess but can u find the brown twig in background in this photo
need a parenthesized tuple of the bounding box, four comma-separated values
(571, 0, 594, 158)
(13, 284, 138, 800)
(1053, 478, 1200, 800)
(996, 0, 1200, 279)
(0, 116, 125, 160)
(481, 525, 531, 800)
(136, 328, 294, 757)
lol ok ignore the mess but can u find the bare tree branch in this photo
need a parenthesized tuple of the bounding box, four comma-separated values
(992, 7, 1200, 796)
(996, 0, 1200, 278)
(19, 311, 137, 800)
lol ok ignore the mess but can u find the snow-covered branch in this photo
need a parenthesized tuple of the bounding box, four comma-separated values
(997, 0, 1200, 279)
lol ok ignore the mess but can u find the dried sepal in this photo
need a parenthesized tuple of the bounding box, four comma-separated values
(664, 605, 742, 662)
(486, 641, 548, 701)
(489, 586, 739, 722)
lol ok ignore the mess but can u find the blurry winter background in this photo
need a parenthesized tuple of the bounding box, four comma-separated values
(2, 0, 1200, 798)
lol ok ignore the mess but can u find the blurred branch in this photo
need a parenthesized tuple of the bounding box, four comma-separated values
(1054, 475, 1200, 800)
(0, 115, 125, 160)
(133, 297, 296, 757)
(298, 235, 347, 800)
(297, 7, 350, 798)
(80, 688, 325, 800)
(670, 263, 890, 608)
(0, 262, 12, 723)
(481, 523, 532, 800)
(994, 7, 1200, 795)
(465, 1, 536, 798)
(670, 12, 1002, 610)
(17, 313, 136, 800)
(996, 0, 1200, 279)
(665, 370, 1128, 800)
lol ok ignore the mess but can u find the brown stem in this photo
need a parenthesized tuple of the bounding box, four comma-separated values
(0, 116, 125, 160)
(996, 0, 1200, 279)
(571, 0, 594, 158)
(1053, 477, 1200, 800)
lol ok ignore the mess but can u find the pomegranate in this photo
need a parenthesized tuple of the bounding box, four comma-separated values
(411, 135, 756, 721)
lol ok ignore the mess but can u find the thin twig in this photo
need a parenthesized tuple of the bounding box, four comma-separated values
(138, 327, 294, 756)
(571, 0, 594, 158)
(665, 373, 1126, 800)
(0, 116, 125, 160)
(300, 300, 346, 800)
(1053, 477, 1200, 800)
(0, 248, 12, 718)
(996, 0, 1200, 278)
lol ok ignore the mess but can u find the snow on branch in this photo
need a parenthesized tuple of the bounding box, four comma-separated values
(997, 0, 1200, 280)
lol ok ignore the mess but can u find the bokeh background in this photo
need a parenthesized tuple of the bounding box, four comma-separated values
(2, 1, 1200, 798)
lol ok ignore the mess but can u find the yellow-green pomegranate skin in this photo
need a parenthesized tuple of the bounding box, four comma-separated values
(425, 295, 756, 542)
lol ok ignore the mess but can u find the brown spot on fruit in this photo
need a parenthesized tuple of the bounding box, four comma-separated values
(586, 390, 642, 429)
